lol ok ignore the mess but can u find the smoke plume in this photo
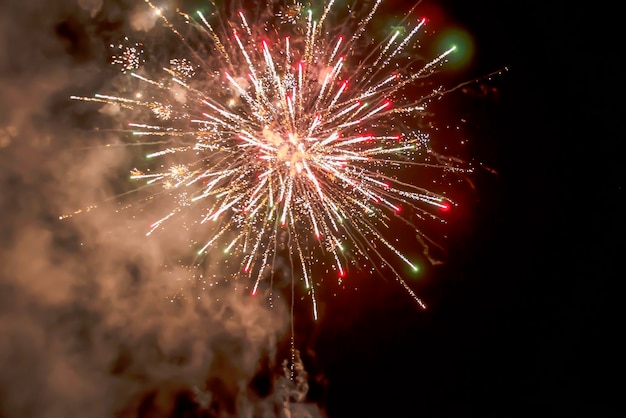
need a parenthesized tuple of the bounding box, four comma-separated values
(0, 1, 292, 416)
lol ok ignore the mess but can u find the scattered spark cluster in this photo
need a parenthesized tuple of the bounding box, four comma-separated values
(72, 0, 478, 320)
(111, 36, 145, 73)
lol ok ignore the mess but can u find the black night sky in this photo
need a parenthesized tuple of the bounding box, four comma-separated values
(0, 1, 620, 417)
(310, 1, 620, 417)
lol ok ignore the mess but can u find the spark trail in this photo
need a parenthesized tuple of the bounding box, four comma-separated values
(71, 0, 476, 320)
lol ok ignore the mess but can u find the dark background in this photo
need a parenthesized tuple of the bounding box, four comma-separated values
(305, 1, 621, 417)
(0, 0, 620, 417)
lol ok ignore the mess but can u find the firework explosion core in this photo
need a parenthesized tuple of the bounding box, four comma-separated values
(70, 0, 476, 320)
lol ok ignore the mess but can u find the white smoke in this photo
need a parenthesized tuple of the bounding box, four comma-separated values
(0, 1, 295, 417)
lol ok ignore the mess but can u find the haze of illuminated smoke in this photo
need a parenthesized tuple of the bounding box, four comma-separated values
(70, 0, 473, 319)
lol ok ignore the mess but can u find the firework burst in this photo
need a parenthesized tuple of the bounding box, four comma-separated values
(71, 0, 477, 320)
